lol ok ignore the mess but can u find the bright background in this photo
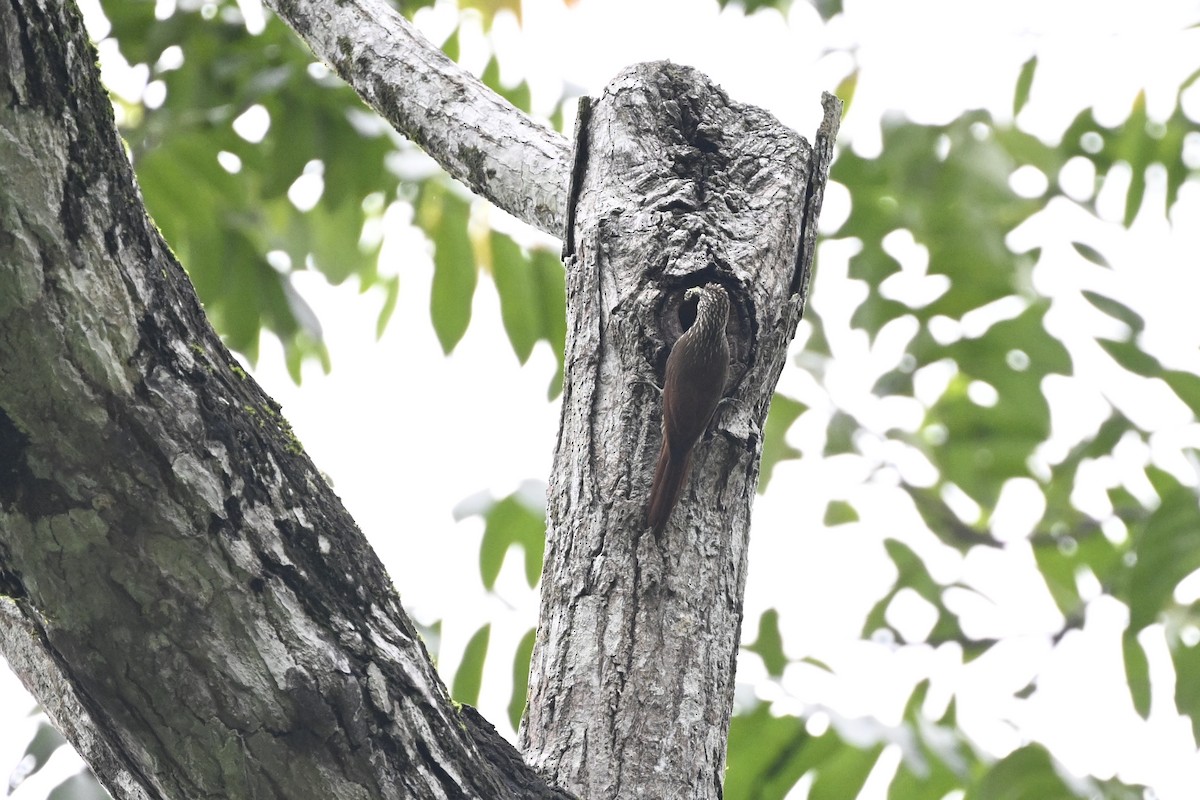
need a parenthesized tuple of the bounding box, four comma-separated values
(4, 0, 1200, 797)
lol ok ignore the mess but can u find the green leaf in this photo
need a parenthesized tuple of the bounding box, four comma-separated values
(424, 186, 476, 353)
(744, 609, 788, 678)
(885, 539, 936, 598)
(309, 198, 371, 285)
(1122, 628, 1151, 719)
(376, 275, 401, 340)
(725, 705, 806, 800)
(800, 656, 833, 673)
(447, 236, 562, 380)
(835, 69, 857, 118)
(1071, 240, 1111, 268)
(1013, 56, 1037, 116)
(873, 363, 914, 397)
(825, 410, 858, 455)
(967, 744, 1082, 800)
(9, 721, 67, 794)
(1032, 534, 1081, 615)
(889, 687, 982, 799)
(1164, 369, 1200, 414)
(1097, 338, 1161, 377)
(441, 27, 460, 61)
(1032, 525, 1121, 618)
(1108, 484, 1145, 517)
(1170, 636, 1200, 745)
(47, 772, 110, 800)
(103, 0, 157, 51)
(802, 309, 831, 356)
(491, 232, 538, 363)
(905, 484, 998, 551)
(1081, 290, 1144, 334)
(1040, 412, 1135, 525)
(866, 538, 992, 656)
(824, 500, 859, 526)
(889, 744, 967, 800)
(508, 627, 536, 731)
(716, 0, 797, 15)
(450, 624, 491, 706)
(759, 394, 805, 492)
(926, 300, 1070, 508)
(548, 97, 566, 134)
(459, 0, 522, 27)
(475, 493, 546, 590)
(809, 0, 842, 21)
(395, 0, 439, 20)
(1121, 471, 1200, 632)
(530, 249, 567, 398)
(1157, 104, 1193, 214)
(1058, 97, 1192, 223)
(834, 112, 1048, 340)
(1121, 92, 1150, 227)
(808, 742, 881, 800)
(506, 628, 535, 734)
(725, 704, 881, 800)
(283, 331, 330, 384)
(115, 8, 400, 379)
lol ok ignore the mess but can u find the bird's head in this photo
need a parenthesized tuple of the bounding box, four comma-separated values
(680, 284, 729, 337)
(685, 284, 727, 304)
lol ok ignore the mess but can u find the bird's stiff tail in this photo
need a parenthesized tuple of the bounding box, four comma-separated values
(647, 438, 693, 535)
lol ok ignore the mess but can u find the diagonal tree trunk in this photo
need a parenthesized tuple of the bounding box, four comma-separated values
(0, 0, 838, 797)
(0, 1, 565, 797)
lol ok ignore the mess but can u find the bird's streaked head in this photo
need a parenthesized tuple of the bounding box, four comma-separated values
(685, 284, 727, 303)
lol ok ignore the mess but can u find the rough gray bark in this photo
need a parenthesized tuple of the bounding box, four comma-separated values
(0, 2, 567, 798)
(519, 64, 840, 799)
(266, 0, 571, 234)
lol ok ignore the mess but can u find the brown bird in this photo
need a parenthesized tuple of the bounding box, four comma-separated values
(647, 284, 730, 535)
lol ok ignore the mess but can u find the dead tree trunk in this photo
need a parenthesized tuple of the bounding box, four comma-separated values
(520, 64, 839, 799)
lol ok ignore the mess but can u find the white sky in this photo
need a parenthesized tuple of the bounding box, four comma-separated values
(5, 0, 1200, 798)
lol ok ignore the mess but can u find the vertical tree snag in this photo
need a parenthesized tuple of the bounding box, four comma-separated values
(521, 63, 840, 799)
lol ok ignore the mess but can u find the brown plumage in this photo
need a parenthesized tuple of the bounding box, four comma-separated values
(647, 284, 730, 535)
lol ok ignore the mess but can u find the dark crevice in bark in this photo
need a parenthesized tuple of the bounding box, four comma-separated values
(790, 166, 821, 298)
(0, 409, 45, 517)
(563, 96, 592, 260)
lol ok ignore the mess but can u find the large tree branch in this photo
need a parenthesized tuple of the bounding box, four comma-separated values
(268, 0, 572, 235)
(0, 1, 566, 797)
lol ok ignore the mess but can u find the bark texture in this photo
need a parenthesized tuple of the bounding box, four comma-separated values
(520, 63, 840, 799)
(0, 2, 567, 798)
